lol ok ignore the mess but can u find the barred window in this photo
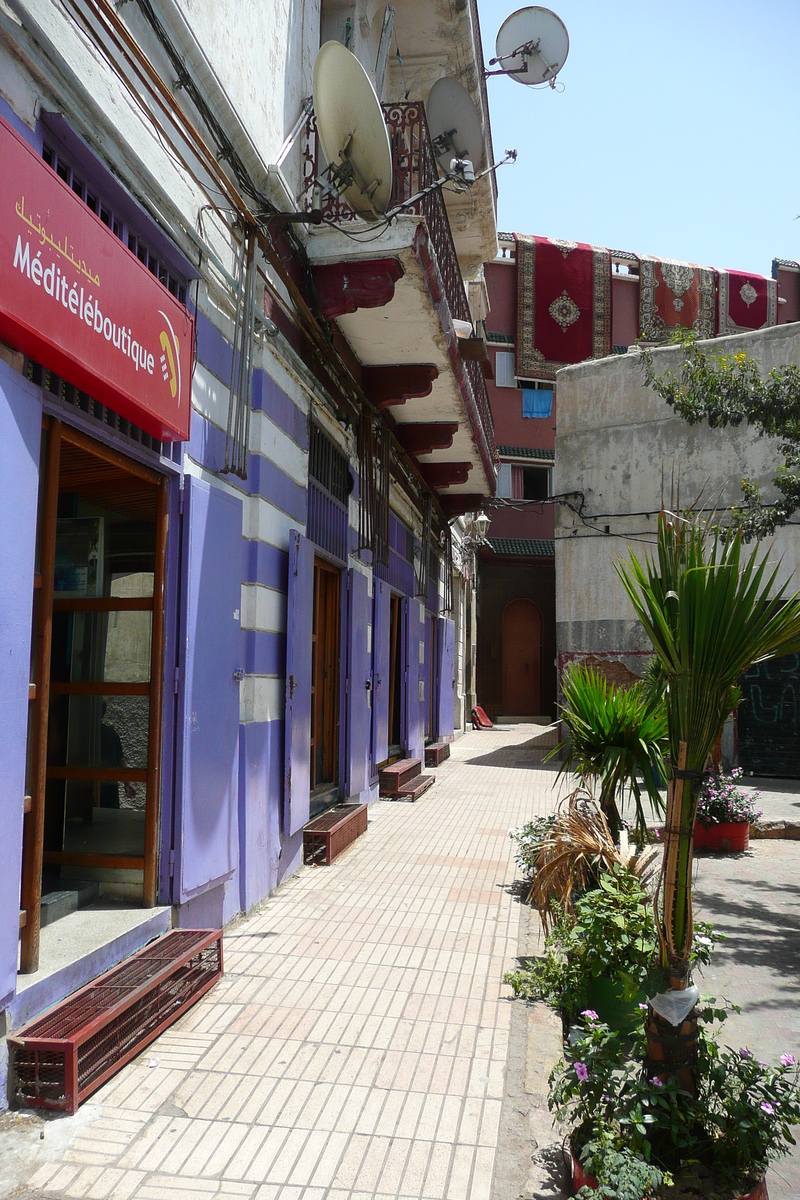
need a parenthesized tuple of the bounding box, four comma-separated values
(309, 424, 352, 505)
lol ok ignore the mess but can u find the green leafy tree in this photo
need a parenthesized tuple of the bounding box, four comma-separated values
(642, 341, 800, 538)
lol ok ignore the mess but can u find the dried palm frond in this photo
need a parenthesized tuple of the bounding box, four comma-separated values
(531, 783, 660, 934)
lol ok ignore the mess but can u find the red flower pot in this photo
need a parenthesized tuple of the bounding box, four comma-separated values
(570, 1145, 597, 1193)
(693, 819, 749, 852)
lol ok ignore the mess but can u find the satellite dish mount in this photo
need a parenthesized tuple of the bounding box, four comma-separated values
(487, 7, 569, 88)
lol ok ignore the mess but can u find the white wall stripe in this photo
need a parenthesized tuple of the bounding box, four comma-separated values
(241, 583, 287, 634)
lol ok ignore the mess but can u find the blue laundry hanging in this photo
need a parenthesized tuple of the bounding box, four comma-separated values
(521, 387, 553, 418)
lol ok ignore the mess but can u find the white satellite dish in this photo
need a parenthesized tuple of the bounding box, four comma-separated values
(313, 40, 393, 218)
(426, 77, 484, 174)
(492, 7, 569, 86)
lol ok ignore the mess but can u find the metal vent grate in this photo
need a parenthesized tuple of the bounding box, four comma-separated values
(26, 359, 168, 457)
(11, 929, 222, 1113)
(42, 142, 187, 305)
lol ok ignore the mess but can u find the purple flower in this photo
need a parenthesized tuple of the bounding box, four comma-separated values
(781, 1054, 795, 1067)
(740, 1048, 753, 1058)
(581, 1009, 599, 1022)
(760, 1101, 775, 1115)
(638, 1003, 649, 1011)
(650, 1077, 664, 1088)
(574, 1062, 589, 1082)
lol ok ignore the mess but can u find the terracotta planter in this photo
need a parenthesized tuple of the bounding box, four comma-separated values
(569, 1144, 597, 1193)
(694, 819, 749, 852)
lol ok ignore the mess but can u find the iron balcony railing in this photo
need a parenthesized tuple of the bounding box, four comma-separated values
(302, 103, 495, 454)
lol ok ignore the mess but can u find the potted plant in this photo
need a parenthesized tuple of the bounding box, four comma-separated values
(694, 769, 762, 853)
(549, 1009, 800, 1199)
(504, 865, 659, 1031)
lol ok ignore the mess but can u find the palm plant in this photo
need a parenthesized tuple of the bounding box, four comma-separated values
(617, 510, 800, 989)
(550, 663, 668, 842)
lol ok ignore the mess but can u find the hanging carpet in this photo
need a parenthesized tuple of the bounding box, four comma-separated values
(718, 269, 778, 336)
(515, 235, 611, 381)
(639, 256, 716, 341)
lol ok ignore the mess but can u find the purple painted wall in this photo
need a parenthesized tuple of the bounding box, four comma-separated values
(0, 362, 41, 1008)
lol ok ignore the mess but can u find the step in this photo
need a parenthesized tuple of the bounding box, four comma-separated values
(424, 742, 450, 768)
(10, 928, 222, 1113)
(379, 758, 422, 795)
(391, 774, 435, 803)
(40, 883, 100, 928)
(303, 803, 368, 866)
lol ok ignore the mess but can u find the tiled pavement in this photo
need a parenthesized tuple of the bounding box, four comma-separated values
(7, 725, 565, 1200)
(8, 730, 800, 1200)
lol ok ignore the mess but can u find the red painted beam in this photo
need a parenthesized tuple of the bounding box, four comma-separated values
(419, 461, 472, 489)
(362, 364, 439, 409)
(395, 422, 458, 457)
(440, 493, 486, 518)
(313, 258, 404, 319)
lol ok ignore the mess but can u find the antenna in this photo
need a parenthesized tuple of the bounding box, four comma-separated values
(312, 41, 393, 220)
(487, 6, 569, 87)
(426, 78, 485, 175)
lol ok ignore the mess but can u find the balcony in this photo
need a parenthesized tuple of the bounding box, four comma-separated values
(302, 102, 496, 512)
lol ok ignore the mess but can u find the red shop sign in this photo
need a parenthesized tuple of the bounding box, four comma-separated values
(0, 114, 193, 441)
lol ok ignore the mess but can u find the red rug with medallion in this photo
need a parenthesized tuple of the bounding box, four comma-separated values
(718, 269, 778, 335)
(515, 235, 611, 381)
(639, 256, 716, 341)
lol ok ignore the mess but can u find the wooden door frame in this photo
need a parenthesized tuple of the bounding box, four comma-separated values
(387, 592, 402, 753)
(19, 419, 168, 972)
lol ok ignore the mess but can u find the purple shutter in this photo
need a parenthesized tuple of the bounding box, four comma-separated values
(175, 477, 242, 901)
(285, 529, 313, 835)
(347, 568, 371, 798)
(371, 577, 390, 770)
(404, 597, 425, 759)
(0, 366, 41, 1005)
(437, 617, 456, 738)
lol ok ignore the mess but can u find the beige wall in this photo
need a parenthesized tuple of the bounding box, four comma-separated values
(554, 323, 800, 661)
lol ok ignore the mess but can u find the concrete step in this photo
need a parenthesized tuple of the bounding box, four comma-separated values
(379, 758, 422, 795)
(40, 883, 100, 928)
(425, 742, 450, 768)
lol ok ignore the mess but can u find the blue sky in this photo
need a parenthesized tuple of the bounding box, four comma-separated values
(478, 0, 800, 275)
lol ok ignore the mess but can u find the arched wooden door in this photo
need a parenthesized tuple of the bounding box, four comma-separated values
(502, 598, 542, 716)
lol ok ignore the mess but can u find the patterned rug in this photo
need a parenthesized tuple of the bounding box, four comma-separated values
(515, 235, 611, 381)
(718, 269, 778, 336)
(639, 256, 716, 341)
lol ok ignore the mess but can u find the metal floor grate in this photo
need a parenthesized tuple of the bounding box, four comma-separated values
(11, 929, 222, 1113)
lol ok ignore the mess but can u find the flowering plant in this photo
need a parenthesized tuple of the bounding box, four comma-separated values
(695, 769, 762, 828)
(548, 1007, 800, 1198)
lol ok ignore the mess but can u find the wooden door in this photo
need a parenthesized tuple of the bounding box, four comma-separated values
(502, 598, 541, 716)
(20, 421, 167, 971)
(311, 559, 340, 791)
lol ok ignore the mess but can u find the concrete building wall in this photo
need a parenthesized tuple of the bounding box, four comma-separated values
(554, 323, 800, 673)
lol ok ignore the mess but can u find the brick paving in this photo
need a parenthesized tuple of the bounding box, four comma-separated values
(6, 730, 800, 1200)
(6, 726, 563, 1200)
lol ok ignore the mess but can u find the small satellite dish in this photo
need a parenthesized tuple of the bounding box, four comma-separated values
(313, 41, 393, 217)
(426, 77, 484, 174)
(492, 6, 569, 86)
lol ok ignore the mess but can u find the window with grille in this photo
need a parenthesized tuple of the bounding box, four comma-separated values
(309, 424, 352, 504)
(41, 142, 187, 305)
